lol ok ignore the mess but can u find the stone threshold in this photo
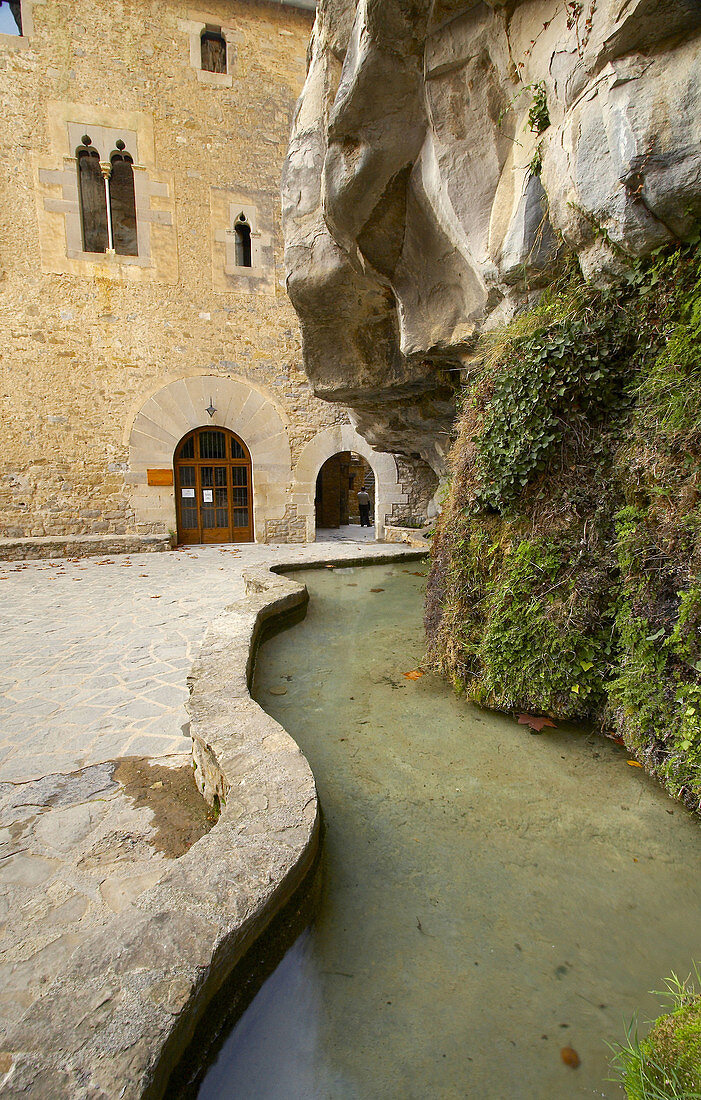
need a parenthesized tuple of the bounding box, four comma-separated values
(0, 543, 427, 1099)
(0, 533, 171, 561)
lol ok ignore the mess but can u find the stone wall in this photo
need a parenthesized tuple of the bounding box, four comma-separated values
(263, 501, 307, 543)
(0, 0, 352, 543)
(393, 455, 439, 526)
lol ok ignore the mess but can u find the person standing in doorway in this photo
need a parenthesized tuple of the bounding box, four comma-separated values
(357, 487, 371, 527)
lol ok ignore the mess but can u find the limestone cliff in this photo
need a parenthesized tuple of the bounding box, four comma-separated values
(283, 0, 701, 470)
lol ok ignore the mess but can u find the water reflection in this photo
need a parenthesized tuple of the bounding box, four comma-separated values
(198, 564, 701, 1099)
(198, 932, 325, 1100)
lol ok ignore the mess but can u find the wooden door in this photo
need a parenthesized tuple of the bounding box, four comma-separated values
(174, 427, 253, 545)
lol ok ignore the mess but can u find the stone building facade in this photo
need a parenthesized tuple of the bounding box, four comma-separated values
(0, 0, 426, 548)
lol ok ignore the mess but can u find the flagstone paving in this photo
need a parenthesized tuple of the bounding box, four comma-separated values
(0, 532, 421, 1041)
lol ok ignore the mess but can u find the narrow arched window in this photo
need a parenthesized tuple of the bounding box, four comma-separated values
(77, 136, 108, 253)
(201, 27, 226, 73)
(234, 213, 252, 267)
(110, 141, 138, 256)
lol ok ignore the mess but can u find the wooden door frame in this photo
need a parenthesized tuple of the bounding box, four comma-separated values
(173, 426, 254, 545)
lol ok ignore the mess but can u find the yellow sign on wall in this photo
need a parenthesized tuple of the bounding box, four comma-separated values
(147, 469, 173, 486)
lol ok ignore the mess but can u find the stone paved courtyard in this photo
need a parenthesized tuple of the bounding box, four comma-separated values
(0, 531, 414, 1042)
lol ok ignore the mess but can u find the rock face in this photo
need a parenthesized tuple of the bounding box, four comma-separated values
(283, 0, 701, 470)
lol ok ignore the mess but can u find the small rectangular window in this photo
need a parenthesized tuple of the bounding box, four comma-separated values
(201, 28, 226, 73)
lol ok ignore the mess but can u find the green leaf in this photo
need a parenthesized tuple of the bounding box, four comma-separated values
(580, 661, 594, 672)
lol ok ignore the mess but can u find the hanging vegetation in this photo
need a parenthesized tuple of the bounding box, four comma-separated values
(426, 236, 701, 811)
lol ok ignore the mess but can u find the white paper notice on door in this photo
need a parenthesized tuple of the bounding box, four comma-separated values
(202, 489, 214, 503)
(181, 488, 195, 498)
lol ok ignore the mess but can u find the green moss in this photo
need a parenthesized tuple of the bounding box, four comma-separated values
(638, 1000, 701, 1097)
(473, 537, 613, 717)
(426, 237, 701, 806)
(607, 507, 701, 804)
(613, 979, 701, 1100)
(608, 601, 671, 749)
(635, 243, 701, 449)
(670, 587, 701, 665)
(427, 236, 701, 1099)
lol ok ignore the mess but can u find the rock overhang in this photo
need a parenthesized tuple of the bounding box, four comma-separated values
(282, 0, 701, 471)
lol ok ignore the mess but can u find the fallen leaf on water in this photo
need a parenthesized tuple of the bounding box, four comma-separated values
(269, 686, 287, 696)
(404, 670, 424, 681)
(517, 714, 556, 732)
(370, 587, 385, 592)
(627, 760, 643, 768)
(560, 1046, 580, 1068)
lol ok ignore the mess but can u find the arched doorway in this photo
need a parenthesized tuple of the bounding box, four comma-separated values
(174, 426, 253, 544)
(315, 451, 375, 530)
(292, 424, 405, 541)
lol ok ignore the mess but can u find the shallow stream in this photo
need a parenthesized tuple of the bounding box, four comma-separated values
(198, 563, 701, 1099)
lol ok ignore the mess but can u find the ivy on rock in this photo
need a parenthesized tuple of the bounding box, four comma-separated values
(426, 237, 701, 812)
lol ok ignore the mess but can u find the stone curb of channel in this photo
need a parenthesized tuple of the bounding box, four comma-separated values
(0, 547, 427, 1099)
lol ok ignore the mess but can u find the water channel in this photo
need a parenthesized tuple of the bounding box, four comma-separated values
(197, 562, 701, 1099)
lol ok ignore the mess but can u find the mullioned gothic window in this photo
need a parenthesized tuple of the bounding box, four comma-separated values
(201, 27, 226, 73)
(110, 145, 138, 255)
(77, 138, 108, 252)
(76, 136, 138, 256)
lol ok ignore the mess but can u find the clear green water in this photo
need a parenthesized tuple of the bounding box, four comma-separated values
(198, 563, 701, 1099)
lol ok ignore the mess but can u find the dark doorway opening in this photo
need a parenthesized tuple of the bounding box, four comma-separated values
(315, 452, 374, 530)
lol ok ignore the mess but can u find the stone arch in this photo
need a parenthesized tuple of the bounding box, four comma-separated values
(292, 423, 406, 541)
(127, 374, 292, 541)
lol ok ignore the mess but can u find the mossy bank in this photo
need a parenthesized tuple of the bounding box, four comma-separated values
(427, 239, 701, 809)
(425, 239, 701, 1094)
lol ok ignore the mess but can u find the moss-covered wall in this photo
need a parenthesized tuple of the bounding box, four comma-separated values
(426, 240, 701, 814)
(426, 241, 701, 1092)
